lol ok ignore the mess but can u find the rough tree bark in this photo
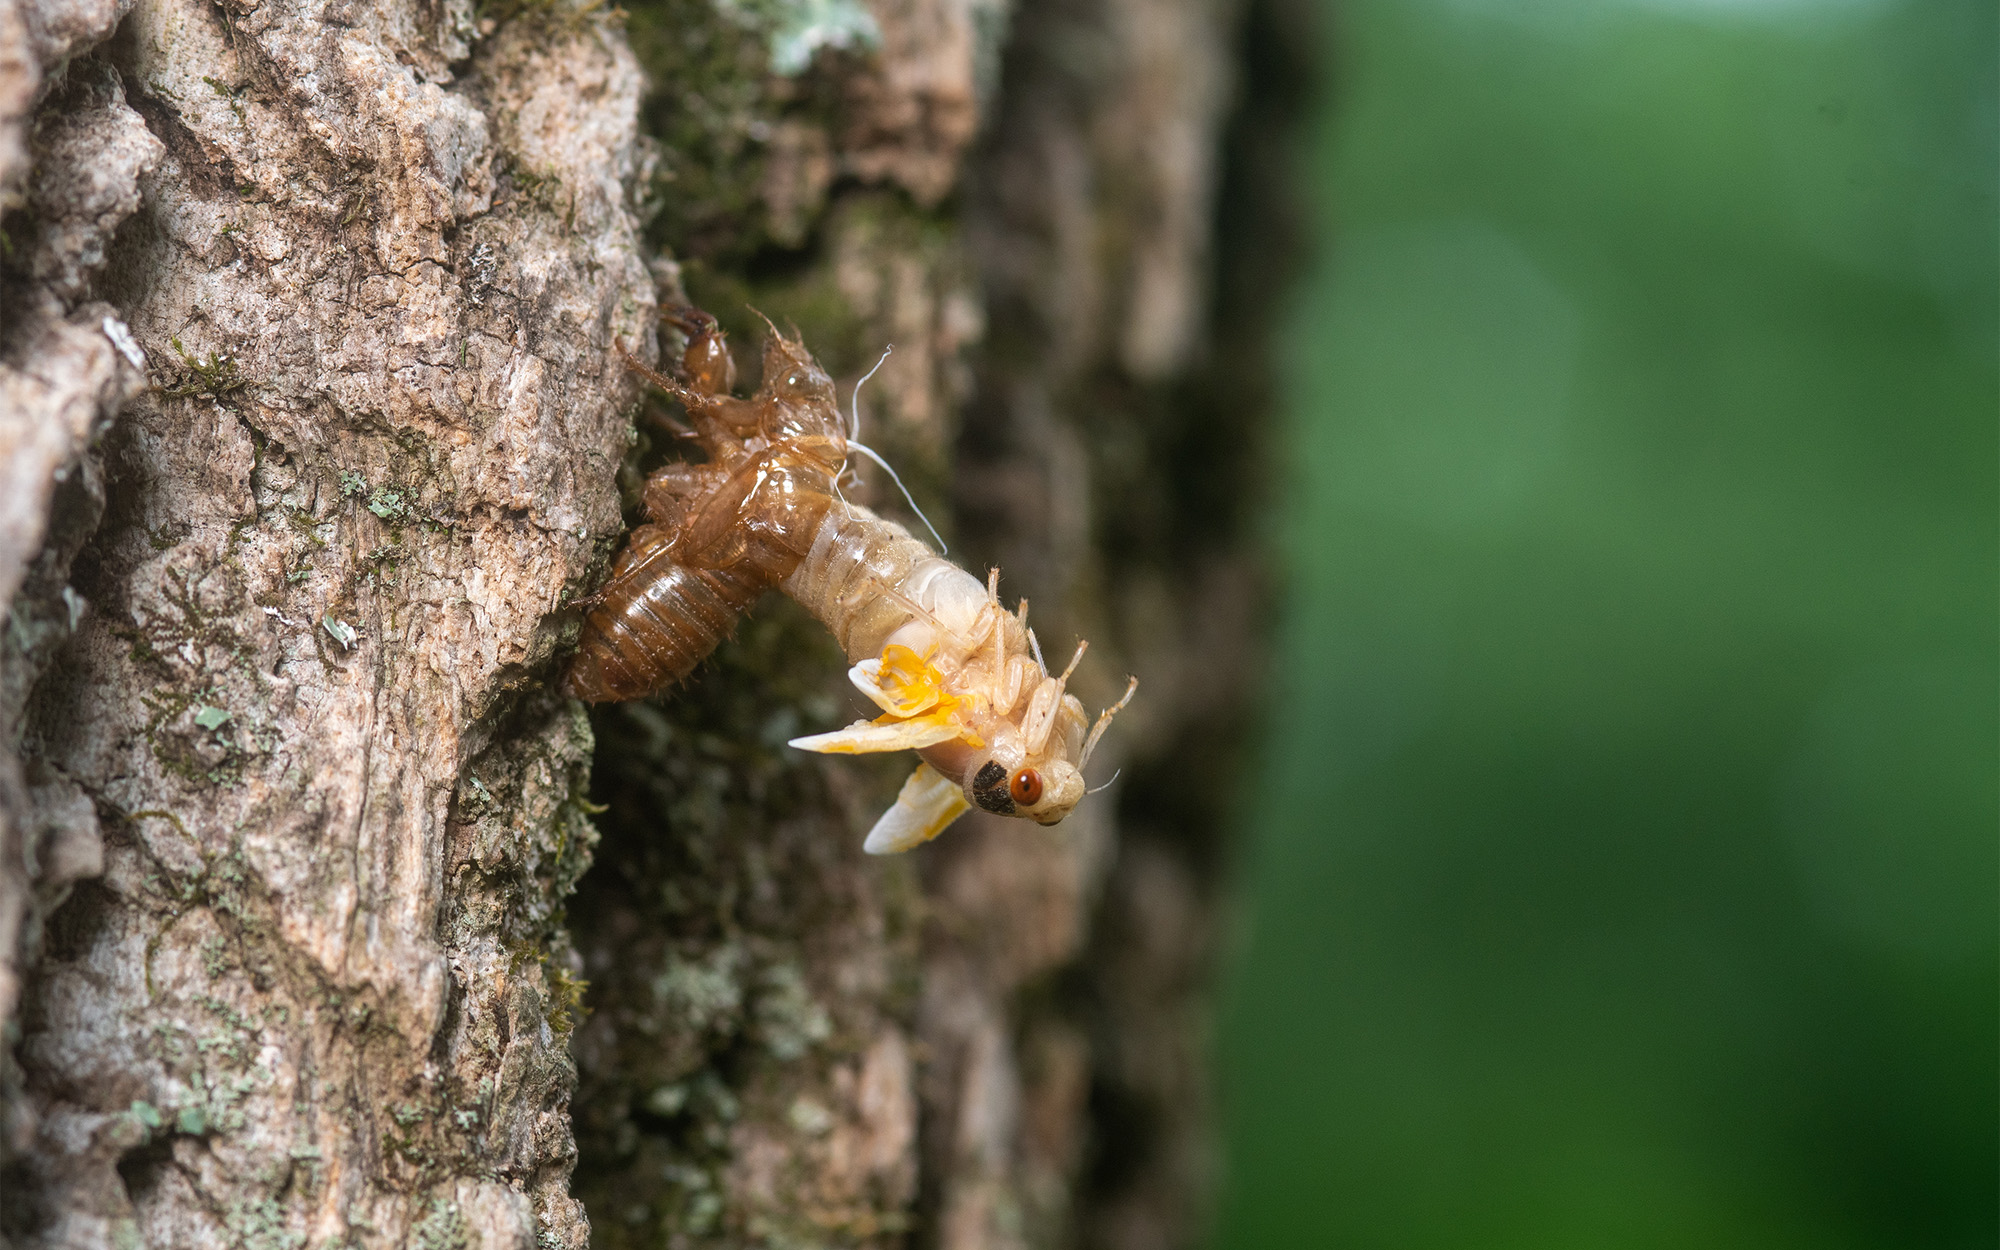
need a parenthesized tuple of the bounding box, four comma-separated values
(1, 0, 652, 1243)
(0, 0, 1308, 1241)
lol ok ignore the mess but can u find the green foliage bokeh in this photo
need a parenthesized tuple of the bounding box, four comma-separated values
(1215, 1, 1997, 1246)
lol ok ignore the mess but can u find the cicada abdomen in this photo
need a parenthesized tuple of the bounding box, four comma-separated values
(564, 523, 767, 701)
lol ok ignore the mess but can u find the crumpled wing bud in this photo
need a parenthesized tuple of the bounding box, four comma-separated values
(849, 649, 943, 717)
(863, 762, 972, 854)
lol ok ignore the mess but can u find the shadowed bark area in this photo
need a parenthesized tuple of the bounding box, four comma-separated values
(0, 0, 1310, 1242)
(950, 0, 1314, 1245)
(570, 0, 1313, 1245)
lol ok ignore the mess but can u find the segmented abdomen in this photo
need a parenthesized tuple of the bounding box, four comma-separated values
(783, 499, 989, 664)
(566, 526, 768, 702)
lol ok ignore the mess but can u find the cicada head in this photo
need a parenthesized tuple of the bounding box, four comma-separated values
(753, 318, 844, 450)
(928, 638, 1135, 828)
(664, 305, 735, 394)
(958, 707, 1089, 826)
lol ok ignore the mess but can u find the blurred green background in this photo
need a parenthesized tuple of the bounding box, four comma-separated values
(1213, 1, 1997, 1247)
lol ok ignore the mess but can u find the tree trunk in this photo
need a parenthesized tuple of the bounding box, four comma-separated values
(0, 0, 1308, 1242)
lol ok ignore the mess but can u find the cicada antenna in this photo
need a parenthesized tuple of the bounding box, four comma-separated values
(849, 441, 948, 556)
(851, 345, 893, 441)
(838, 343, 945, 551)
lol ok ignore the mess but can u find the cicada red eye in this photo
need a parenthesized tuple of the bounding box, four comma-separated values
(1009, 767, 1043, 806)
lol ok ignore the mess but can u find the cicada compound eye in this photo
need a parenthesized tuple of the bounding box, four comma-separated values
(1008, 767, 1043, 806)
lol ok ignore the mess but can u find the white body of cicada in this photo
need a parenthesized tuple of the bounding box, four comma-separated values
(784, 500, 1136, 854)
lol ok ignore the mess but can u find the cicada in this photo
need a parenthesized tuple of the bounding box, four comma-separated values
(566, 309, 1135, 853)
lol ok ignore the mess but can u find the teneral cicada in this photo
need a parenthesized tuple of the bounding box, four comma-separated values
(566, 308, 1135, 853)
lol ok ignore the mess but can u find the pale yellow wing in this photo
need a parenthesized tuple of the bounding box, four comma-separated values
(788, 713, 964, 755)
(862, 762, 972, 855)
